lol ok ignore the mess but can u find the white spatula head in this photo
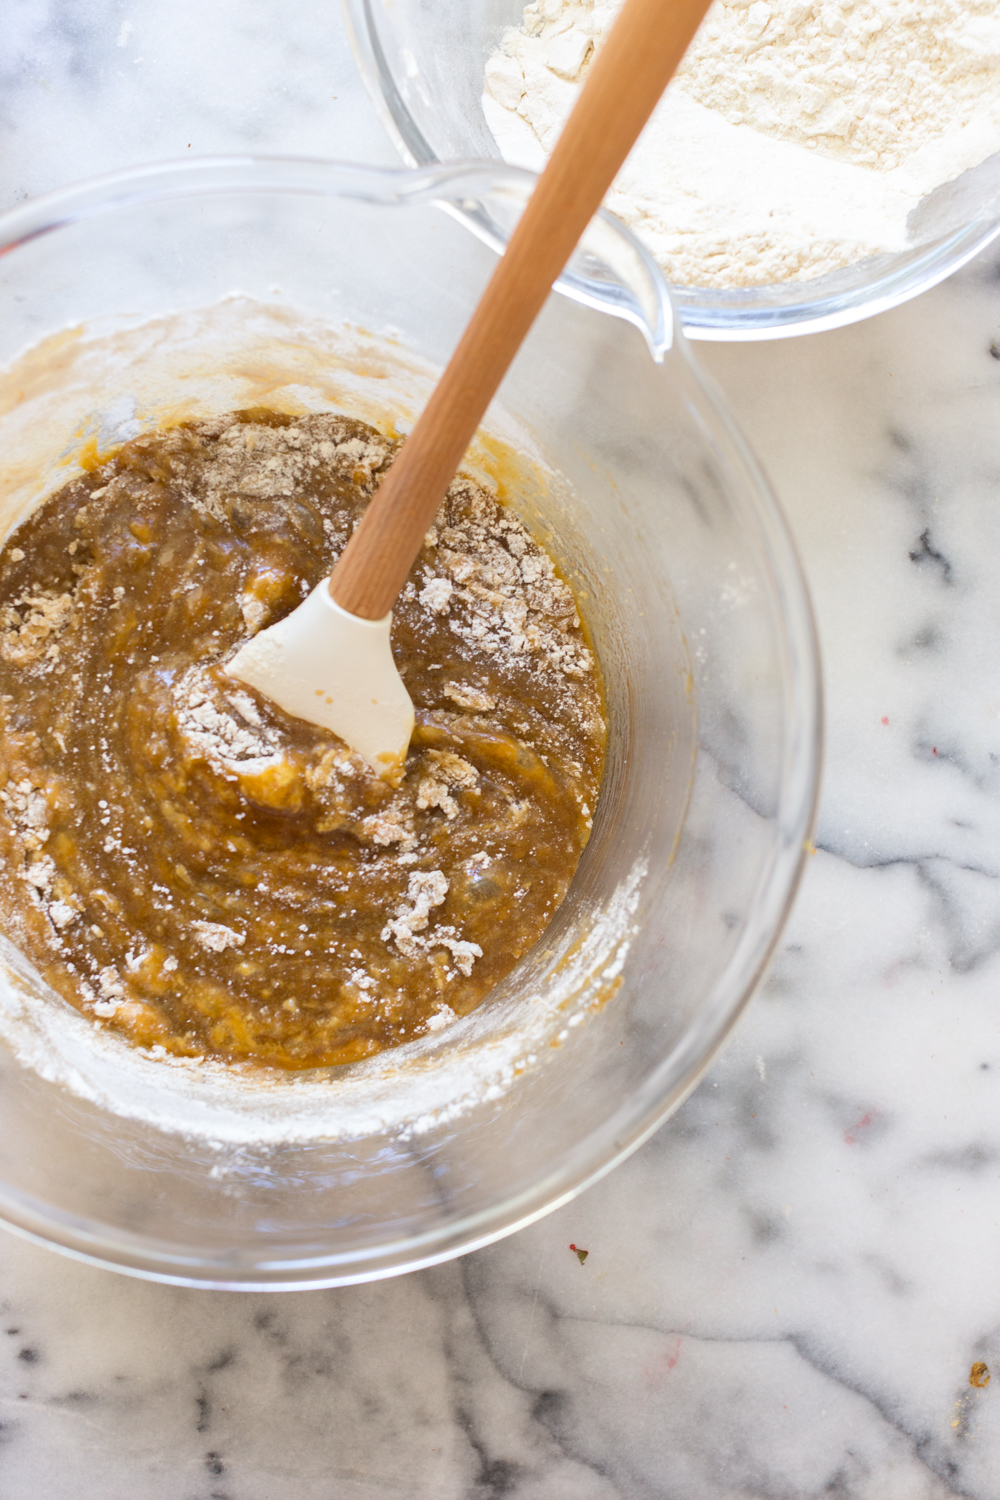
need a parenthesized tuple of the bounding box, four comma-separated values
(226, 582, 415, 781)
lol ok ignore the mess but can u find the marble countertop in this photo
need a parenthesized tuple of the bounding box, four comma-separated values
(4, 4, 1000, 1497)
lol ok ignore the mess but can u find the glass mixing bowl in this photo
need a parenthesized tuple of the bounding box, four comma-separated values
(0, 157, 819, 1287)
(343, 0, 1000, 340)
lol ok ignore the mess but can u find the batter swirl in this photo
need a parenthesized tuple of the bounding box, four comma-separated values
(0, 410, 604, 1068)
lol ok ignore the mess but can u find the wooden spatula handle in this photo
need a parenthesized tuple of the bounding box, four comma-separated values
(330, 0, 713, 620)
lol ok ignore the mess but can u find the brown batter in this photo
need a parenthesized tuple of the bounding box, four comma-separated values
(0, 410, 604, 1069)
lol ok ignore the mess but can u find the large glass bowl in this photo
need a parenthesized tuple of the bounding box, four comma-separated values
(343, 0, 1000, 341)
(0, 157, 820, 1287)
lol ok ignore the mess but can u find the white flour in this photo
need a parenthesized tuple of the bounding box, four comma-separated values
(484, 0, 1000, 287)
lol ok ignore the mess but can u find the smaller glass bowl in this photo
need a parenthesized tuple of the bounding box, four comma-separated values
(344, 0, 1000, 341)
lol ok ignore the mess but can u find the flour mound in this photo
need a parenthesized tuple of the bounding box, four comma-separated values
(484, 0, 1000, 287)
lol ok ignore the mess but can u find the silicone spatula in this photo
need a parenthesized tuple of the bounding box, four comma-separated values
(227, 0, 713, 778)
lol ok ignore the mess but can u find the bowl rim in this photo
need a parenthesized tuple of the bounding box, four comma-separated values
(0, 155, 823, 1287)
(341, 0, 1000, 342)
